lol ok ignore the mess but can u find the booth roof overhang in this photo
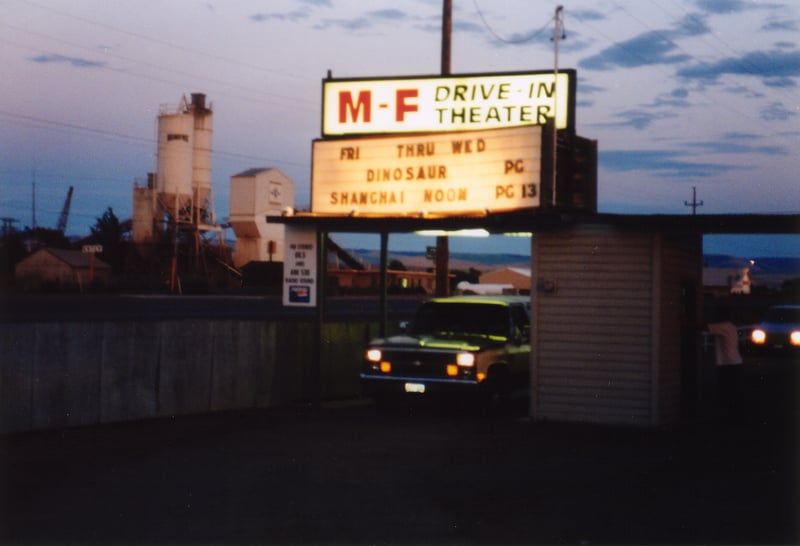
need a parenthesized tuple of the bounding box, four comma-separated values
(267, 209, 800, 236)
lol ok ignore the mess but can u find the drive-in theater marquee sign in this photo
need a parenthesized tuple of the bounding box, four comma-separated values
(312, 126, 542, 215)
(322, 71, 575, 136)
(313, 70, 576, 217)
(286, 71, 577, 304)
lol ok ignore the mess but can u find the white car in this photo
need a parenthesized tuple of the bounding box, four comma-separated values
(750, 305, 800, 354)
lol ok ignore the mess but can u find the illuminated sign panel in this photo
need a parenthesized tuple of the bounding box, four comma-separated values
(311, 126, 541, 216)
(322, 70, 575, 136)
(283, 225, 317, 307)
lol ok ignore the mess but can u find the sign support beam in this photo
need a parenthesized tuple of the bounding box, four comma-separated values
(437, 0, 452, 297)
(379, 232, 389, 338)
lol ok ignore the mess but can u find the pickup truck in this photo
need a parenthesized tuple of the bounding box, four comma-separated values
(360, 295, 531, 406)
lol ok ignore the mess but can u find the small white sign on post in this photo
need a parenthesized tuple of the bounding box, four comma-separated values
(283, 225, 317, 307)
(81, 244, 103, 254)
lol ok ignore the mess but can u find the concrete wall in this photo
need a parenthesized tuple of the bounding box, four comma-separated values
(0, 318, 373, 434)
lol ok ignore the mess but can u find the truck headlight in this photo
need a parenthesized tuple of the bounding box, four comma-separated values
(366, 348, 382, 362)
(456, 352, 475, 367)
(791, 331, 800, 346)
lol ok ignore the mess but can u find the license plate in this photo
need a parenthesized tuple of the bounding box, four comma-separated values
(404, 382, 426, 394)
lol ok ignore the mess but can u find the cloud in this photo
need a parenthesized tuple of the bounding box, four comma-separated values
(250, 10, 310, 23)
(599, 127, 788, 181)
(721, 131, 761, 139)
(673, 13, 712, 37)
(693, 0, 750, 15)
(764, 77, 796, 88)
(577, 11, 713, 72)
(725, 85, 764, 98)
(368, 9, 407, 21)
(762, 18, 797, 32)
(452, 21, 484, 34)
(569, 9, 607, 22)
(761, 101, 797, 121)
(250, 0, 332, 23)
(29, 54, 106, 69)
(595, 108, 677, 130)
(577, 81, 605, 94)
(685, 139, 788, 156)
(313, 17, 373, 31)
(676, 49, 800, 84)
(312, 8, 416, 32)
(600, 149, 736, 178)
(579, 31, 691, 71)
(649, 88, 692, 108)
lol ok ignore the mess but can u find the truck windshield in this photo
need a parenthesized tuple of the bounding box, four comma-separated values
(410, 302, 510, 338)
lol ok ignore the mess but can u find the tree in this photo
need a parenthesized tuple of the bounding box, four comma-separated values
(91, 207, 123, 240)
(388, 259, 407, 271)
(90, 207, 126, 272)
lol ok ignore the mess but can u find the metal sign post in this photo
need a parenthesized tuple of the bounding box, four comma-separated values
(81, 244, 103, 284)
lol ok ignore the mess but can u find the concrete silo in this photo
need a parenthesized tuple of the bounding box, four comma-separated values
(156, 104, 195, 224)
(189, 93, 214, 227)
(133, 93, 218, 240)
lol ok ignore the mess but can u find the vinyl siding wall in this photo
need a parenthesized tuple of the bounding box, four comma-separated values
(530, 226, 699, 426)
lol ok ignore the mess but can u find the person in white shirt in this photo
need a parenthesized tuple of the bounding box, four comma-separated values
(706, 305, 744, 420)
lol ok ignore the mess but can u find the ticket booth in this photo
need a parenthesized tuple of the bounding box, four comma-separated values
(529, 222, 703, 426)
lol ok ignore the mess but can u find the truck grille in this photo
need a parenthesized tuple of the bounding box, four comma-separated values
(381, 350, 454, 378)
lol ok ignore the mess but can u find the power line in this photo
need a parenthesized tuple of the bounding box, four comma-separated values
(0, 109, 152, 145)
(18, 0, 308, 81)
(471, 0, 556, 44)
(0, 110, 308, 167)
(0, 28, 317, 109)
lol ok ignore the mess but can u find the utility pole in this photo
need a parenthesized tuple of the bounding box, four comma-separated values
(684, 186, 704, 215)
(551, 5, 564, 207)
(441, 0, 451, 74)
(1, 217, 17, 237)
(435, 0, 452, 297)
(31, 168, 37, 230)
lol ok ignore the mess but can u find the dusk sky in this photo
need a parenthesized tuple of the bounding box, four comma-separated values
(1, 0, 798, 257)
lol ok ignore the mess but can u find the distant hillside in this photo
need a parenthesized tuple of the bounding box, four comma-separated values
(703, 254, 800, 289)
(337, 249, 530, 273)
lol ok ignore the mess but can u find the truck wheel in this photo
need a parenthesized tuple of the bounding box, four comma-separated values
(484, 366, 511, 414)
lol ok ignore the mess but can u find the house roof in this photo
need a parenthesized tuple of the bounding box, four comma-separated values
(496, 267, 531, 278)
(38, 248, 111, 269)
(232, 167, 279, 177)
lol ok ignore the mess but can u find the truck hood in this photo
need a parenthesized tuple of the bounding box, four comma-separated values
(372, 333, 507, 352)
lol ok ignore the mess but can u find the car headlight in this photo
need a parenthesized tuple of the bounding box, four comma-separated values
(751, 329, 766, 345)
(456, 352, 475, 367)
(366, 348, 382, 362)
(791, 331, 800, 346)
